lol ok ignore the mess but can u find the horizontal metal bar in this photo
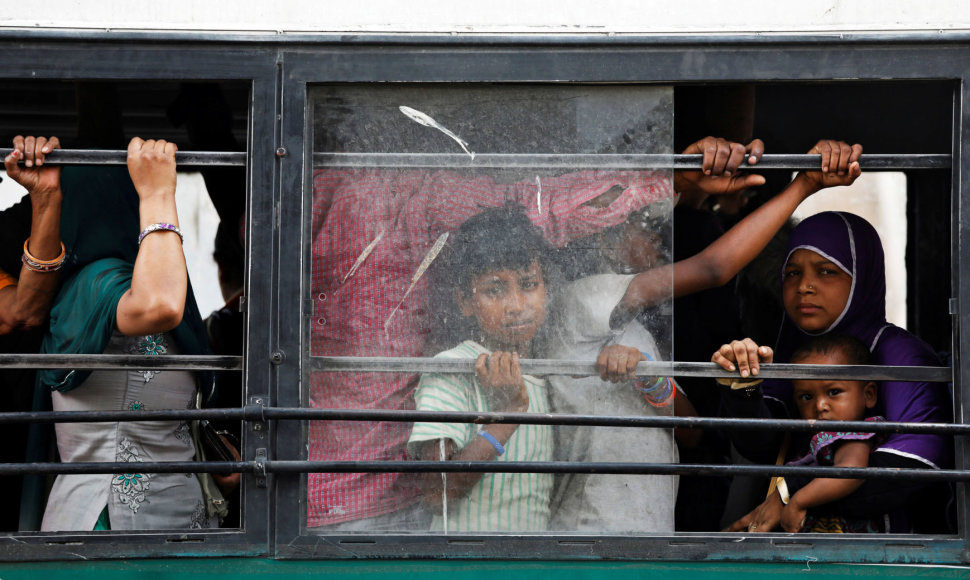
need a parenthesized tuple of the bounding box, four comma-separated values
(0, 354, 241, 370)
(2, 28, 970, 47)
(312, 153, 949, 170)
(0, 149, 246, 167)
(275, 461, 970, 482)
(0, 354, 945, 382)
(6, 460, 965, 482)
(5, 406, 963, 436)
(0, 149, 948, 170)
(0, 461, 248, 476)
(0, 407, 259, 424)
(263, 408, 967, 436)
(313, 357, 953, 382)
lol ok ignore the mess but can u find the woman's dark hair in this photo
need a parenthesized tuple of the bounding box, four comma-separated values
(427, 204, 552, 352)
(790, 333, 872, 366)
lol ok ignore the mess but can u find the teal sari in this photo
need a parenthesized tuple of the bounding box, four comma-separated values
(36, 166, 214, 395)
(21, 166, 215, 531)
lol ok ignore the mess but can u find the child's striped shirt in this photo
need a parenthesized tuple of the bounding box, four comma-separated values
(408, 340, 552, 532)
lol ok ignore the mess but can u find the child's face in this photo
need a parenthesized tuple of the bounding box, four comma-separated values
(458, 259, 547, 353)
(792, 351, 877, 421)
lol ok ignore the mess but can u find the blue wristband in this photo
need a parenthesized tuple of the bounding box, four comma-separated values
(477, 430, 505, 456)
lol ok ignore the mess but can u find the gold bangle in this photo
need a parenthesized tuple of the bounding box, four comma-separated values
(23, 238, 66, 265)
(776, 476, 791, 505)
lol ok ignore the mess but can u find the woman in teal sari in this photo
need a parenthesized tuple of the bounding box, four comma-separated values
(13, 137, 216, 531)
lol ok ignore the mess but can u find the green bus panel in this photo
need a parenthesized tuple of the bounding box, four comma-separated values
(0, 560, 965, 579)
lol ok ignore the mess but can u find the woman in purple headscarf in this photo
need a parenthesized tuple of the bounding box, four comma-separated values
(714, 211, 953, 533)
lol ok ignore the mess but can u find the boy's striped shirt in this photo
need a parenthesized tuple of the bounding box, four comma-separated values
(408, 340, 552, 532)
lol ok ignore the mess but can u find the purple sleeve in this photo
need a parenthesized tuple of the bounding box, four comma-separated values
(871, 327, 953, 469)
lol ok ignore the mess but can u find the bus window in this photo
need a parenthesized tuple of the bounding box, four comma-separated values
(300, 77, 957, 545)
(306, 84, 676, 534)
(0, 33, 960, 569)
(0, 79, 249, 533)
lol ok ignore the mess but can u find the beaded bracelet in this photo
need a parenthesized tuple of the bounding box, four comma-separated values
(637, 377, 676, 408)
(632, 349, 676, 407)
(477, 430, 505, 456)
(635, 376, 666, 393)
(21, 238, 66, 273)
(138, 223, 184, 246)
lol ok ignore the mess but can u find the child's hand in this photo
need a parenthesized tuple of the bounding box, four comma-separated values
(596, 344, 646, 383)
(797, 139, 862, 192)
(476, 351, 529, 413)
(712, 338, 773, 378)
(780, 500, 808, 533)
(127, 137, 178, 201)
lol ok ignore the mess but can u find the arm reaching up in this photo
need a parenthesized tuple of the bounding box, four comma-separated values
(115, 137, 188, 336)
(0, 135, 64, 334)
(614, 140, 863, 321)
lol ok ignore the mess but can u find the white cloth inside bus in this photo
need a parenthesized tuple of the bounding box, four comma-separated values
(41, 331, 212, 531)
(545, 273, 678, 533)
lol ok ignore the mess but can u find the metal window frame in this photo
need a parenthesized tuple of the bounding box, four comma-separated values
(0, 30, 965, 565)
(0, 36, 278, 560)
(282, 37, 969, 565)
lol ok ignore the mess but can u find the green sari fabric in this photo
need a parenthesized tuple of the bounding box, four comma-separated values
(35, 166, 214, 396)
(21, 166, 215, 531)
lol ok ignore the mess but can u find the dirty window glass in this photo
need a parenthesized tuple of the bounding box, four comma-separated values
(307, 84, 674, 534)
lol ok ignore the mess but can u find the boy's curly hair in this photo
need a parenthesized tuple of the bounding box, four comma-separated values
(427, 204, 551, 351)
(445, 204, 549, 296)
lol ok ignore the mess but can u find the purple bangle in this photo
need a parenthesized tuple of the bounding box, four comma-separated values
(138, 223, 184, 246)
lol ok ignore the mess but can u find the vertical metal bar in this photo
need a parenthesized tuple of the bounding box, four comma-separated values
(243, 69, 281, 552)
(954, 78, 968, 540)
(273, 49, 309, 550)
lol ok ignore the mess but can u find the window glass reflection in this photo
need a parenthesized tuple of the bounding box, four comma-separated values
(309, 85, 674, 533)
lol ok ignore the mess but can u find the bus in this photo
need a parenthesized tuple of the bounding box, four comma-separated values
(0, 2, 967, 577)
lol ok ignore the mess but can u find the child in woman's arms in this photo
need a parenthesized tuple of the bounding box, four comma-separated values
(782, 334, 889, 533)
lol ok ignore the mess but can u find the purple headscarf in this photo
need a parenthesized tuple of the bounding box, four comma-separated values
(766, 211, 953, 469)
(776, 212, 887, 357)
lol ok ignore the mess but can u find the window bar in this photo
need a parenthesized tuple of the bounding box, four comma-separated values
(1, 460, 967, 483)
(263, 461, 970, 482)
(1, 149, 950, 170)
(0, 353, 240, 370)
(0, 149, 246, 167)
(5, 407, 963, 436)
(311, 356, 951, 382)
(0, 355, 945, 380)
(312, 152, 951, 170)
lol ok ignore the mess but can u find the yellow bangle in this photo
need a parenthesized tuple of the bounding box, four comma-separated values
(776, 476, 790, 505)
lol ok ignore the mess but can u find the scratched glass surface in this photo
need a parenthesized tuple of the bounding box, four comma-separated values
(306, 85, 675, 534)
